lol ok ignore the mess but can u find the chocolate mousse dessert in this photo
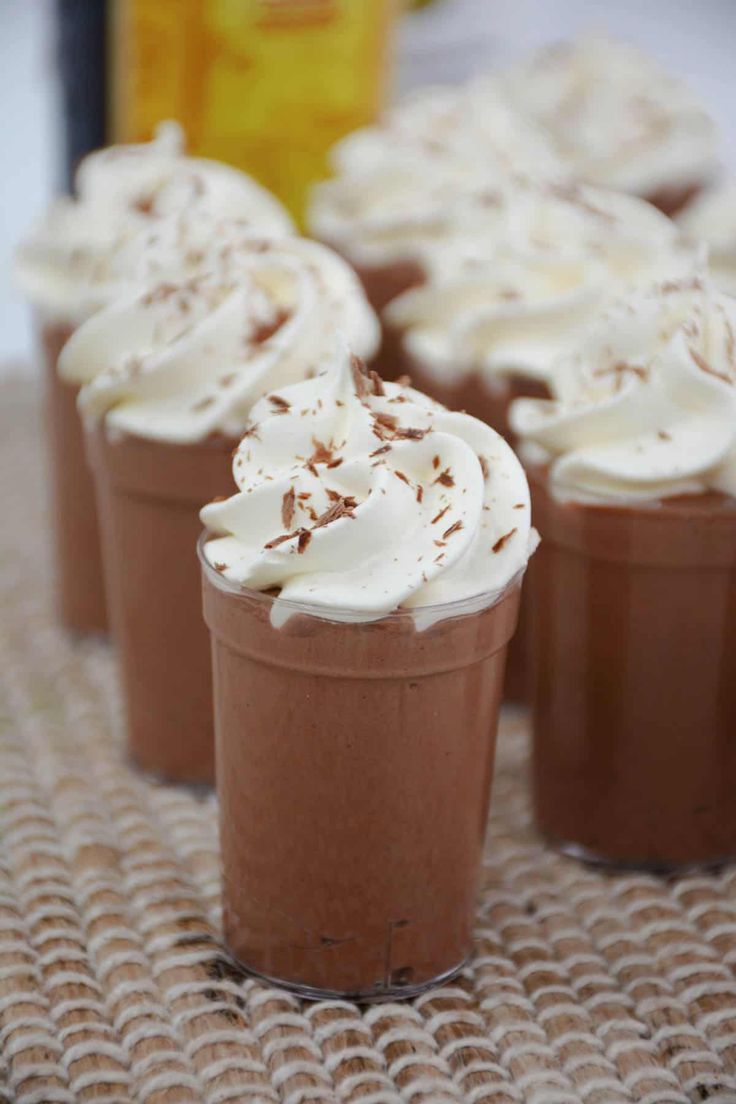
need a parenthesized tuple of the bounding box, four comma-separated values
(384, 180, 694, 700)
(63, 236, 379, 784)
(511, 274, 736, 870)
(14, 122, 293, 634)
(199, 348, 536, 999)
(497, 35, 719, 215)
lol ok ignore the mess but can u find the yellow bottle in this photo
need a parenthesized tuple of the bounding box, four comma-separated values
(111, 0, 398, 222)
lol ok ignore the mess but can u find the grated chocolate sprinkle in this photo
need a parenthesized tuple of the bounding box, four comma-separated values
(492, 527, 517, 553)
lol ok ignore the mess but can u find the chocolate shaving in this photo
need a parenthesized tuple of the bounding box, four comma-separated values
(250, 307, 291, 346)
(241, 422, 260, 441)
(269, 394, 291, 412)
(394, 470, 410, 485)
(395, 427, 427, 440)
(313, 496, 357, 529)
(689, 346, 733, 385)
(264, 526, 312, 553)
(327, 458, 343, 468)
(351, 354, 369, 397)
(369, 370, 385, 396)
(492, 528, 517, 553)
(433, 467, 455, 487)
(432, 455, 440, 469)
(657, 429, 672, 441)
(478, 455, 490, 479)
(213, 562, 228, 573)
(132, 194, 155, 215)
(142, 282, 179, 305)
(443, 520, 463, 539)
(297, 530, 312, 553)
(369, 444, 392, 457)
(431, 505, 450, 525)
(309, 438, 334, 465)
(281, 486, 296, 529)
(416, 485, 424, 503)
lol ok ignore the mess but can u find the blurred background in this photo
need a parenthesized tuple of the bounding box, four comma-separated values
(3, 0, 736, 367)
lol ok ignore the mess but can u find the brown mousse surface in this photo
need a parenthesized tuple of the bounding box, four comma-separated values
(203, 571, 521, 998)
(87, 427, 236, 784)
(40, 321, 108, 634)
(528, 464, 736, 869)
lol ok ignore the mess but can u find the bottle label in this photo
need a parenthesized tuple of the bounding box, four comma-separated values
(111, 0, 397, 220)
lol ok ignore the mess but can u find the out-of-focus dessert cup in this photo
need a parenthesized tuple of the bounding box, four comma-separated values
(38, 319, 107, 633)
(199, 350, 536, 997)
(14, 123, 293, 635)
(512, 274, 736, 869)
(64, 237, 379, 784)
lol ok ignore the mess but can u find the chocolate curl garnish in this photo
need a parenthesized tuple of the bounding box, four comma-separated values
(492, 527, 517, 553)
(264, 527, 312, 553)
(433, 467, 455, 487)
(308, 438, 335, 465)
(350, 354, 370, 398)
(313, 496, 358, 529)
(690, 346, 733, 386)
(250, 306, 291, 346)
(369, 370, 385, 396)
(443, 520, 463, 539)
(281, 487, 296, 529)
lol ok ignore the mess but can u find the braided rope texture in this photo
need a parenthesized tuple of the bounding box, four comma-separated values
(2, 376, 736, 1104)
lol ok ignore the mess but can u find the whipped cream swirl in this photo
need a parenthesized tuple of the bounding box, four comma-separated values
(385, 181, 695, 390)
(497, 35, 718, 199)
(308, 84, 563, 268)
(202, 348, 535, 626)
(510, 275, 736, 503)
(678, 181, 736, 296)
(64, 235, 379, 444)
(15, 123, 293, 324)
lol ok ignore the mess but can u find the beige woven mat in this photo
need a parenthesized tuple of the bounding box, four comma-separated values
(2, 375, 736, 1104)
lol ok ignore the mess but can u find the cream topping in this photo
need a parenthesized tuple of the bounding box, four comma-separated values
(15, 123, 294, 323)
(63, 235, 380, 444)
(308, 83, 563, 267)
(385, 182, 695, 389)
(201, 347, 535, 626)
(498, 35, 718, 198)
(510, 275, 736, 503)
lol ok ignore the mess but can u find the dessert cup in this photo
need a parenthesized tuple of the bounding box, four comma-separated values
(528, 465, 736, 871)
(202, 552, 522, 1000)
(38, 318, 108, 635)
(87, 428, 235, 784)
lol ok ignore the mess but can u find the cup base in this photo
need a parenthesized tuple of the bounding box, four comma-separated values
(231, 954, 470, 1004)
(544, 832, 736, 876)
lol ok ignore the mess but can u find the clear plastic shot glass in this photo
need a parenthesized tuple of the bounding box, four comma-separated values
(201, 540, 523, 1001)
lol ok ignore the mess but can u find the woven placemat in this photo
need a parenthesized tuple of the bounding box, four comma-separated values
(2, 375, 736, 1104)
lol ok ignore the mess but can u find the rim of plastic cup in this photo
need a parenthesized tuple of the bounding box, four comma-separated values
(197, 530, 522, 625)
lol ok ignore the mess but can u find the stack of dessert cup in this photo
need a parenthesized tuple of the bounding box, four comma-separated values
(510, 272, 736, 871)
(14, 123, 294, 636)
